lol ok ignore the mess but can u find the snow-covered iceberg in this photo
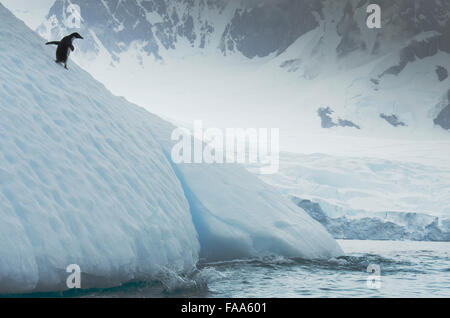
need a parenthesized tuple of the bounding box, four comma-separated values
(0, 4, 342, 294)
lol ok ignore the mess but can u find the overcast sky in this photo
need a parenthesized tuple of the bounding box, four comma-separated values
(1, 0, 55, 29)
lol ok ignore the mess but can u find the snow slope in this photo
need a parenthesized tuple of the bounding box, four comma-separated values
(0, 4, 342, 293)
(0, 4, 200, 293)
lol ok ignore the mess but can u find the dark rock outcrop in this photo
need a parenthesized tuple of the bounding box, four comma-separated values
(318, 107, 360, 130)
(220, 0, 322, 58)
(434, 89, 450, 130)
(336, 1, 366, 57)
(294, 199, 328, 224)
(380, 113, 406, 127)
(436, 66, 448, 81)
(317, 107, 336, 128)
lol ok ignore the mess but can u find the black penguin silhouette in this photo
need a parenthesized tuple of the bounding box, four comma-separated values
(46, 32, 83, 70)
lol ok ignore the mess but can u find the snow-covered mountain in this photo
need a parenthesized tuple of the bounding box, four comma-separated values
(38, 0, 322, 60)
(0, 3, 342, 294)
(38, 0, 450, 65)
(35, 0, 450, 150)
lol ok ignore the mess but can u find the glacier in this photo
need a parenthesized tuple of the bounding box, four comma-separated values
(254, 152, 450, 241)
(257, 152, 450, 218)
(0, 4, 342, 294)
(294, 198, 450, 242)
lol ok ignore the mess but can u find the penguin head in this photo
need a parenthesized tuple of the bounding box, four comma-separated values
(70, 32, 84, 40)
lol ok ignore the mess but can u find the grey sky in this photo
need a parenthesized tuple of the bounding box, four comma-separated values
(1, 0, 55, 29)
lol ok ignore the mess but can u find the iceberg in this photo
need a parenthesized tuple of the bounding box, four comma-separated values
(0, 4, 342, 294)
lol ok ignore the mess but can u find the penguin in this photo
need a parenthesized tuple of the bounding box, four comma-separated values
(46, 32, 83, 70)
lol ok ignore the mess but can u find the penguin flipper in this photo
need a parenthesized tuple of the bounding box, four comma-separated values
(46, 41, 60, 46)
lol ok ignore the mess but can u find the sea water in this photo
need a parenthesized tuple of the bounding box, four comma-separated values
(11, 240, 450, 298)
